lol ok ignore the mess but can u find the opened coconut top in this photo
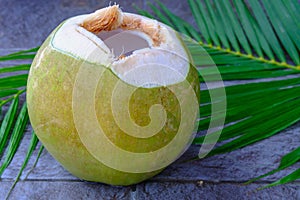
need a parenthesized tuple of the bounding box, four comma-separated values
(51, 5, 190, 87)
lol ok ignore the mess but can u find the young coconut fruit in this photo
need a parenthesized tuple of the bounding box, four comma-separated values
(27, 5, 200, 186)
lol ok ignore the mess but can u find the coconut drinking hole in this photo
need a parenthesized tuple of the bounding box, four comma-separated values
(81, 5, 162, 60)
(96, 29, 150, 59)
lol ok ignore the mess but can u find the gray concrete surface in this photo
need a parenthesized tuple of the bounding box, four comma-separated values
(0, 0, 299, 199)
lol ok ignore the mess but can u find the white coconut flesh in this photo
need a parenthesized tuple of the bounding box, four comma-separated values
(51, 5, 190, 87)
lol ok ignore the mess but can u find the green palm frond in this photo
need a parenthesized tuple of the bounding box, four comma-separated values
(0, 48, 38, 188)
(246, 147, 300, 188)
(140, 0, 299, 76)
(0, 0, 299, 190)
(5, 132, 39, 199)
(136, 0, 300, 187)
(0, 101, 29, 176)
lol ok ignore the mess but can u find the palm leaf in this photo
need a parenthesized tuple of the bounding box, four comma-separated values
(0, 47, 36, 184)
(260, 168, 300, 189)
(5, 132, 39, 199)
(0, 102, 29, 176)
(0, 47, 38, 62)
(137, 0, 300, 187)
(247, 147, 300, 188)
(0, 97, 19, 157)
(0, 0, 299, 189)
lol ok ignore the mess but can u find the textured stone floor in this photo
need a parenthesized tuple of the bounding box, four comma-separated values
(0, 0, 300, 199)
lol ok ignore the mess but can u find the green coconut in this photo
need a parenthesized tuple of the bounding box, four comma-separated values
(27, 5, 200, 185)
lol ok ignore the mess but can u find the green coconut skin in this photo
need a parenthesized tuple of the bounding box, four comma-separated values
(27, 27, 200, 186)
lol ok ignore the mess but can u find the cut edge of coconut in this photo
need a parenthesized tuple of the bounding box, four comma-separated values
(51, 5, 190, 88)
